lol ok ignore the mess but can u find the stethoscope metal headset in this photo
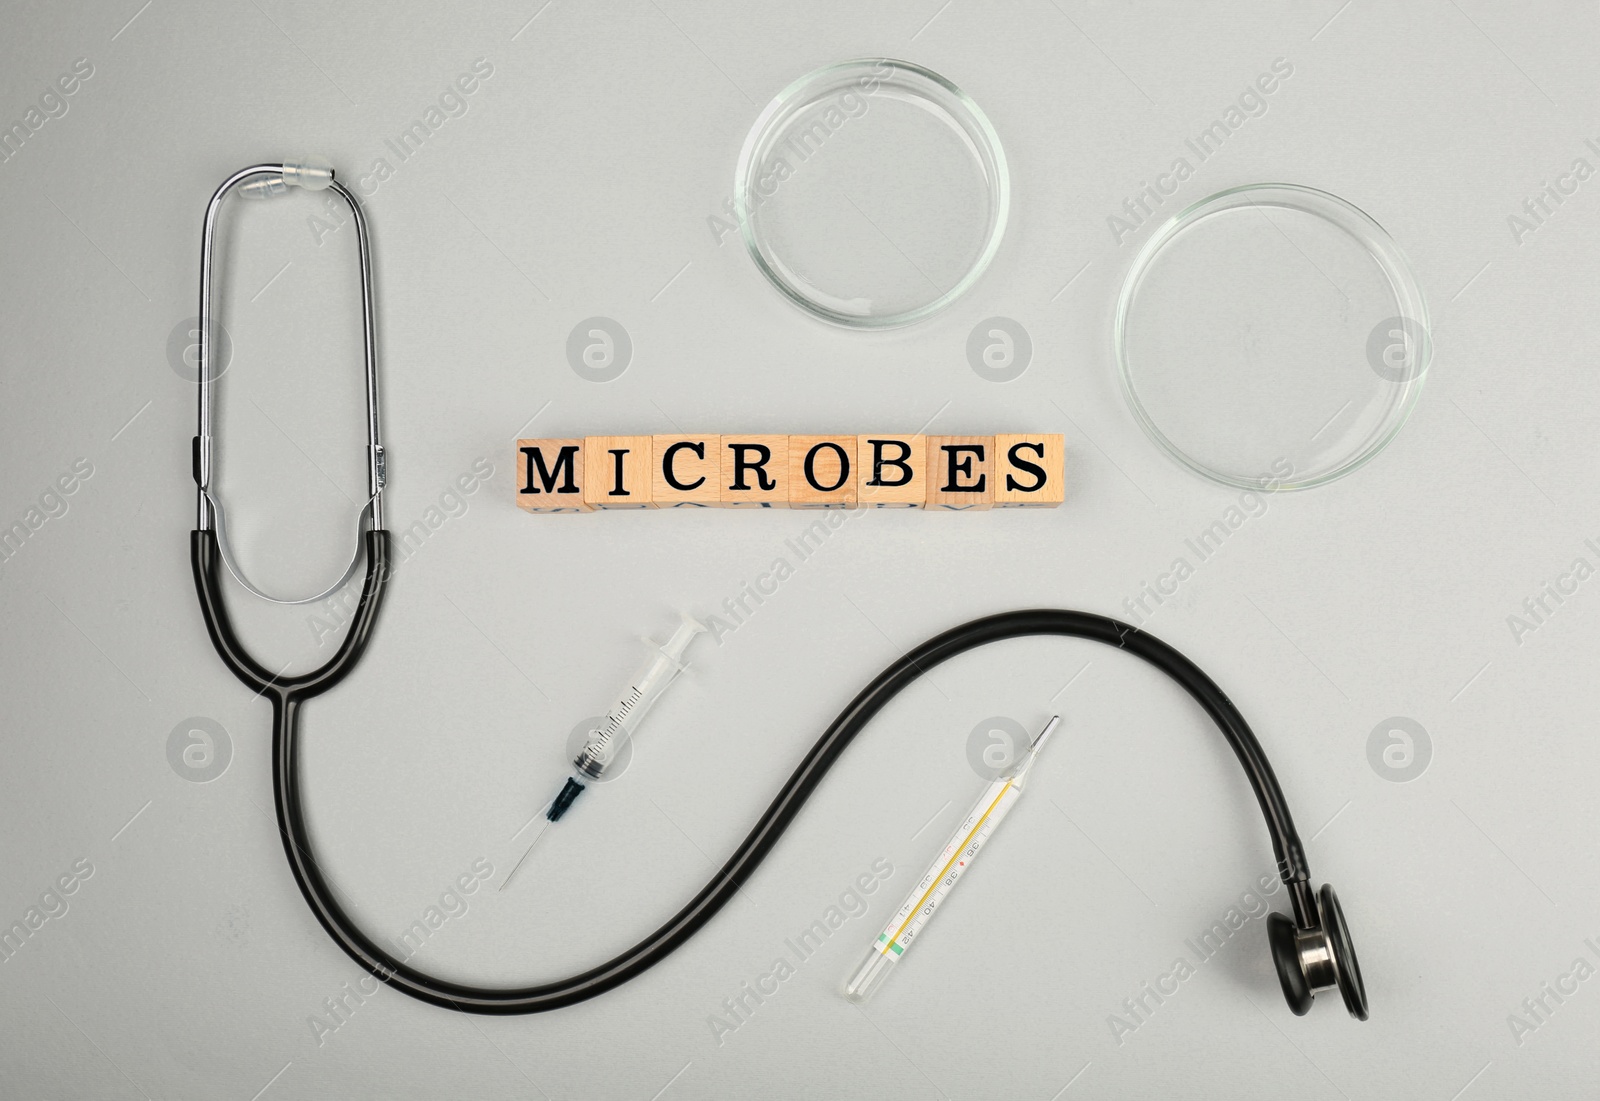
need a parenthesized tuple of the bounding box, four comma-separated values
(190, 161, 1368, 1021)
(194, 160, 385, 606)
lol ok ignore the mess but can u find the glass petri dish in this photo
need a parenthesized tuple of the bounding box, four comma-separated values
(735, 58, 1009, 328)
(1115, 183, 1430, 491)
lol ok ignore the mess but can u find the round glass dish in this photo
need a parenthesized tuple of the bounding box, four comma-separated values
(735, 58, 1009, 328)
(1115, 183, 1430, 491)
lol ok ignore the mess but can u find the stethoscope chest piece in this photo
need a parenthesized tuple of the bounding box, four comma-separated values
(1268, 883, 1368, 1020)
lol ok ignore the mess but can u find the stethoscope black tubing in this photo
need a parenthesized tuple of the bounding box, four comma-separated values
(192, 527, 1317, 1014)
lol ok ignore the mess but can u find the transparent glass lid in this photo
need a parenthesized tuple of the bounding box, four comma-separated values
(736, 58, 1009, 328)
(1115, 184, 1430, 490)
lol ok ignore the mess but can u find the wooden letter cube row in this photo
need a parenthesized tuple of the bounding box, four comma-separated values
(515, 434, 1064, 512)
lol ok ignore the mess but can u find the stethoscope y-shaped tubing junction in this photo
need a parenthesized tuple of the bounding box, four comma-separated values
(192, 532, 1318, 1015)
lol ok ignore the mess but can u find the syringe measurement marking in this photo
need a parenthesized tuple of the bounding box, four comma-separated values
(586, 687, 642, 754)
(880, 780, 1013, 955)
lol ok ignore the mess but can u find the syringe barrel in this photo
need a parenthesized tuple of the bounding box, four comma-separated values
(844, 776, 1022, 1002)
(571, 658, 681, 779)
(570, 616, 705, 781)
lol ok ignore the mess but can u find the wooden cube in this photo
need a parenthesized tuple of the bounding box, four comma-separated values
(788, 435, 857, 509)
(516, 439, 592, 512)
(855, 435, 926, 508)
(651, 435, 722, 508)
(719, 436, 790, 508)
(993, 434, 1065, 508)
(583, 436, 654, 509)
(925, 436, 994, 511)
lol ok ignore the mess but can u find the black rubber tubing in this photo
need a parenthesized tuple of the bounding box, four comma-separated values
(192, 527, 1319, 1014)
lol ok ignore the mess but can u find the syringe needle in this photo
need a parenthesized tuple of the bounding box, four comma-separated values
(499, 817, 552, 892)
(499, 777, 589, 893)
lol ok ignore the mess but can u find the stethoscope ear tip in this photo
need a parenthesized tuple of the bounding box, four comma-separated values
(283, 157, 334, 190)
(237, 157, 334, 198)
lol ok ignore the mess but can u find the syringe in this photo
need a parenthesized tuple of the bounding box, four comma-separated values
(844, 715, 1060, 1002)
(500, 613, 706, 891)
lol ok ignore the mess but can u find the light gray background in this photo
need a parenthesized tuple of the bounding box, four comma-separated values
(2, 1, 1596, 1098)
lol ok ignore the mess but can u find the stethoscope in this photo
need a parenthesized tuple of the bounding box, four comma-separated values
(191, 162, 1368, 1020)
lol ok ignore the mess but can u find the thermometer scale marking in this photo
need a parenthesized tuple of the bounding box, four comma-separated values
(876, 777, 1020, 957)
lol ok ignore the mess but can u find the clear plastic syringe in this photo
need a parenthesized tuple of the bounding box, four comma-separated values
(844, 715, 1060, 1001)
(500, 613, 706, 890)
